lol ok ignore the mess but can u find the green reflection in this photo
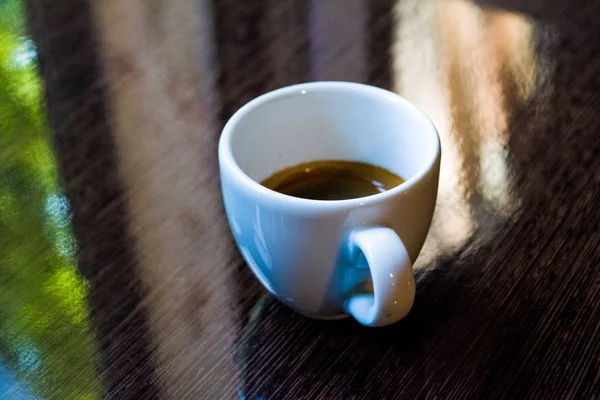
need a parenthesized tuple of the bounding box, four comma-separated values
(0, 0, 100, 398)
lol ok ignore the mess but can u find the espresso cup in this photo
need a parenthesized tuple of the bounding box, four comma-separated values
(219, 82, 440, 327)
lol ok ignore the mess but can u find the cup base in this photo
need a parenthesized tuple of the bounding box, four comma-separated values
(295, 310, 350, 321)
(255, 270, 351, 321)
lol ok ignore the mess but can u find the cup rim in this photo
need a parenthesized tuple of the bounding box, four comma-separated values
(219, 81, 440, 208)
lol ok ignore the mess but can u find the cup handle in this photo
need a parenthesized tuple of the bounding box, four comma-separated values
(343, 227, 415, 327)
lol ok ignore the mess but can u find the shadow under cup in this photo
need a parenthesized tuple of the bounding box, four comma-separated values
(228, 83, 438, 188)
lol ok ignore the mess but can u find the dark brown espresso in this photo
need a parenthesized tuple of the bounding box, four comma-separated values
(261, 160, 405, 201)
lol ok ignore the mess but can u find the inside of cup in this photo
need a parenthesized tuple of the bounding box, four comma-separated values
(228, 85, 438, 184)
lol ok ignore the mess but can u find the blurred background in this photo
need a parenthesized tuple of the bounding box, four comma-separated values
(1, 0, 598, 398)
(0, 0, 99, 398)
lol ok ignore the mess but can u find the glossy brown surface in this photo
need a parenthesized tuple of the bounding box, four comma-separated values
(261, 160, 404, 201)
(7, 0, 600, 398)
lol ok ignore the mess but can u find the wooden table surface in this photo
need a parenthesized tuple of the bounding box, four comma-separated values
(4, 0, 599, 399)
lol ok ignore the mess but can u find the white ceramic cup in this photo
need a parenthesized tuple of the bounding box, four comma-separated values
(219, 82, 440, 327)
